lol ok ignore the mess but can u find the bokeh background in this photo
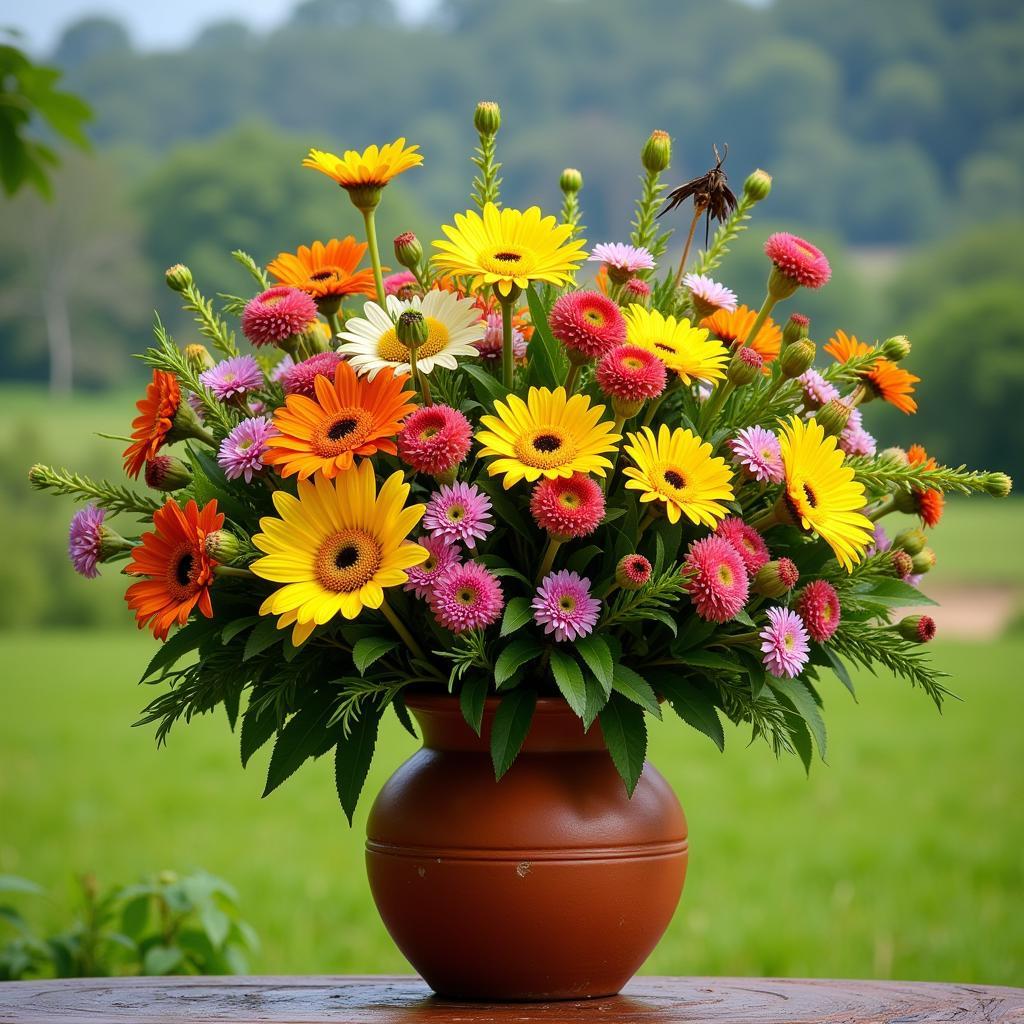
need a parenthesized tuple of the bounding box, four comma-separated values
(2, 0, 1022, 984)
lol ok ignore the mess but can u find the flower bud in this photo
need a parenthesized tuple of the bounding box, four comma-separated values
(616, 554, 652, 591)
(559, 167, 583, 194)
(893, 527, 927, 556)
(752, 558, 799, 598)
(782, 313, 810, 349)
(911, 547, 936, 575)
(889, 549, 914, 579)
(880, 335, 911, 362)
(984, 472, 1013, 498)
(624, 277, 651, 305)
(393, 231, 423, 271)
(165, 264, 193, 294)
(743, 168, 772, 202)
(880, 446, 909, 465)
(396, 309, 429, 351)
(897, 614, 936, 644)
(474, 100, 501, 136)
(183, 343, 215, 372)
(767, 264, 801, 301)
(28, 464, 47, 489)
(780, 338, 816, 379)
(641, 130, 672, 174)
(816, 398, 852, 438)
(144, 455, 193, 492)
(727, 345, 763, 387)
(205, 529, 245, 563)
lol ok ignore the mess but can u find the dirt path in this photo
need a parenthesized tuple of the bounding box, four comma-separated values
(905, 584, 1020, 640)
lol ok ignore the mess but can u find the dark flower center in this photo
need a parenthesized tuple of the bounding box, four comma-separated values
(328, 417, 358, 440)
(310, 269, 337, 282)
(664, 469, 686, 489)
(335, 545, 358, 570)
(533, 433, 562, 453)
(493, 251, 522, 263)
(175, 553, 194, 587)
(803, 482, 818, 508)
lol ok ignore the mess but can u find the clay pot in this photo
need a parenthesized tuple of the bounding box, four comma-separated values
(365, 694, 688, 1001)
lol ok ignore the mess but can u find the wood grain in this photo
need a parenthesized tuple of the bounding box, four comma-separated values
(1, 975, 1022, 1024)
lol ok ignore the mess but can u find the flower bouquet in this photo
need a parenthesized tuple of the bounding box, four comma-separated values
(32, 103, 1011, 999)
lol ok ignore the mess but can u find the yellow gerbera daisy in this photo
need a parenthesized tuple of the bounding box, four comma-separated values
(432, 203, 587, 297)
(778, 415, 874, 572)
(476, 386, 620, 489)
(625, 304, 729, 385)
(251, 461, 429, 645)
(623, 425, 734, 526)
(302, 138, 423, 191)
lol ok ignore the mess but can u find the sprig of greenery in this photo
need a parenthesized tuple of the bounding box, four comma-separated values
(471, 134, 501, 211)
(179, 280, 239, 359)
(232, 249, 269, 290)
(28, 463, 161, 516)
(630, 168, 671, 262)
(822, 349, 880, 382)
(327, 679, 405, 737)
(602, 564, 689, 630)
(429, 366, 468, 410)
(716, 677, 796, 757)
(436, 628, 492, 691)
(847, 454, 1000, 495)
(830, 621, 951, 708)
(691, 191, 756, 276)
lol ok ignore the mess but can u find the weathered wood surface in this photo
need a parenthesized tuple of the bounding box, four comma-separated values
(1, 975, 1022, 1024)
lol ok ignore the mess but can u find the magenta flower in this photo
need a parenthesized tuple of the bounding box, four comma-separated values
(764, 233, 831, 290)
(429, 561, 504, 633)
(532, 570, 601, 643)
(683, 273, 737, 315)
(241, 286, 318, 347)
(475, 312, 527, 364)
(795, 580, 842, 643)
(403, 535, 462, 600)
(759, 606, 811, 678)
(797, 369, 839, 410)
(839, 407, 877, 457)
(282, 352, 343, 398)
(200, 355, 263, 402)
(529, 473, 605, 539)
(384, 270, 418, 297)
(68, 505, 106, 579)
(728, 426, 783, 483)
(217, 416, 278, 482)
(423, 482, 494, 550)
(270, 354, 295, 383)
(397, 404, 473, 476)
(715, 517, 770, 575)
(588, 242, 655, 279)
(684, 535, 749, 623)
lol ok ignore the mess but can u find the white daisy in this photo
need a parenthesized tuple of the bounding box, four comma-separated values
(338, 290, 485, 380)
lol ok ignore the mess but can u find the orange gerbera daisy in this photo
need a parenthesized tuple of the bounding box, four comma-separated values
(264, 361, 417, 479)
(825, 330, 919, 414)
(823, 329, 873, 363)
(123, 370, 181, 479)
(124, 498, 224, 641)
(702, 304, 782, 364)
(907, 444, 945, 527)
(267, 238, 377, 302)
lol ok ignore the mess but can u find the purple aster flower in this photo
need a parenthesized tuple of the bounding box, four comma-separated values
(759, 606, 810, 679)
(423, 482, 494, 550)
(475, 312, 527, 364)
(403, 535, 462, 600)
(429, 561, 504, 633)
(728, 426, 784, 483)
(217, 416, 278, 482)
(200, 354, 263, 402)
(867, 523, 891, 557)
(186, 392, 206, 421)
(588, 242, 656, 279)
(532, 570, 601, 643)
(68, 505, 107, 579)
(797, 369, 839, 411)
(697, 382, 713, 403)
(682, 273, 737, 316)
(839, 407, 877, 457)
(270, 354, 295, 383)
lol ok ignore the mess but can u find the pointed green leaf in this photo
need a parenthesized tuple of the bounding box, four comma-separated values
(494, 636, 542, 687)
(240, 701, 277, 767)
(652, 672, 725, 752)
(334, 706, 381, 824)
(490, 688, 536, 780)
(548, 648, 587, 718)
(771, 679, 827, 761)
(575, 634, 614, 695)
(459, 675, 489, 735)
(500, 596, 533, 637)
(243, 617, 283, 661)
(582, 674, 608, 730)
(352, 636, 399, 675)
(611, 663, 662, 718)
(599, 693, 648, 796)
(262, 691, 335, 797)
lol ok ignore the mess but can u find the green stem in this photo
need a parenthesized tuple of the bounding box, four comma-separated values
(748, 506, 779, 532)
(380, 598, 429, 664)
(362, 207, 386, 307)
(638, 508, 659, 536)
(325, 309, 343, 339)
(742, 292, 778, 350)
(214, 565, 255, 579)
(603, 413, 628, 494)
(867, 495, 897, 522)
(536, 537, 563, 584)
(641, 377, 680, 429)
(564, 360, 581, 395)
(498, 292, 518, 391)
(698, 379, 735, 434)
(417, 367, 434, 406)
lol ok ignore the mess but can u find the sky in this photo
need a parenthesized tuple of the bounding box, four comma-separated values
(2, 0, 437, 53)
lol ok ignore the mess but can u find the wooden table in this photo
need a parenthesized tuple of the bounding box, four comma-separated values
(2, 975, 1023, 1023)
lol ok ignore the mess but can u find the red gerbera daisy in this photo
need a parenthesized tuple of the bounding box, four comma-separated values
(123, 370, 182, 479)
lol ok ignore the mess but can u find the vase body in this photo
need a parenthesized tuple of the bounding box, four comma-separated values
(365, 695, 688, 1001)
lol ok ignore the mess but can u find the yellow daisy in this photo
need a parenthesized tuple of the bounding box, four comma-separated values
(250, 461, 428, 645)
(302, 138, 423, 191)
(476, 386, 620, 489)
(432, 203, 587, 297)
(625, 304, 729, 385)
(778, 415, 874, 572)
(623, 425, 735, 526)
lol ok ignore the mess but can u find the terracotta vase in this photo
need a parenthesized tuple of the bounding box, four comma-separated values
(365, 694, 688, 1001)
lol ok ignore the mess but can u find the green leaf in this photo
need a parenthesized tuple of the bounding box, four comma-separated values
(582, 674, 608, 730)
(0, 875, 43, 895)
(787, 713, 814, 776)
(139, 619, 216, 682)
(494, 636, 542, 687)
(243, 618, 283, 661)
(821, 645, 856, 698)
(143, 944, 184, 976)
(652, 673, 725, 752)
(860, 578, 938, 608)
(500, 597, 533, 637)
(575, 634, 613, 695)
(240, 701, 277, 768)
(120, 895, 150, 939)
(771, 679, 827, 762)
(392, 694, 417, 738)
(548, 648, 587, 718)
(599, 693, 648, 796)
(459, 675, 489, 736)
(352, 636, 400, 675)
(199, 904, 231, 950)
(672, 614, 717, 652)
(334, 706, 381, 825)
(611, 663, 662, 718)
(220, 616, 260, 645)
(461, 363, 508, 407)
(673, 649, 738, 671)
(262, 691, 335, 797)
(490, 689, 536, 780)
(566, 545, 602, 575)
(525, 285, 568, 387)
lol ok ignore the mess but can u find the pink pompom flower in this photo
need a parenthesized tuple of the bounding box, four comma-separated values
(200, 355, 263, 402)
(616, 554, 652, 590)
(397, 404, 472, 477)
(715, 517, 770, 574)
(624, 277, 652, 303)
(588, 242, 655, 282)
(795, 580, 842, 643)
(683, 535, 750, 623)
(595, 344, 667, 407)
(403, 534, 462, 600)
(384, 270, 418, 297)
(217, 415, 278, 483)
(548, 291, 626, 362)
(281, 352, 344, 398)
(839, 407, 877, 457)
(764, 233, 831, 290)
(728, 426, 783, 484)
(241, 286, 318, 347)
(797, 369, 840, 411)
(68, 505, 107, 579)
(429, 561, 504, 633)
(760, 606, 811, 678)
(532, 570, 601, 643)
(475, 312, 527, 364)
(529, 473, 605, 539)
(423, 482, 494, 550)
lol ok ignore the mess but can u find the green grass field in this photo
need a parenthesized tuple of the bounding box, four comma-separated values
(1, 628, 1022, 984)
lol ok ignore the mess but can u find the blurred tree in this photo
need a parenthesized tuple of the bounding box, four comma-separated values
(957, 153, 1024, 222)
(52, 17, 132, 69)
(289, 0, 398, 28)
